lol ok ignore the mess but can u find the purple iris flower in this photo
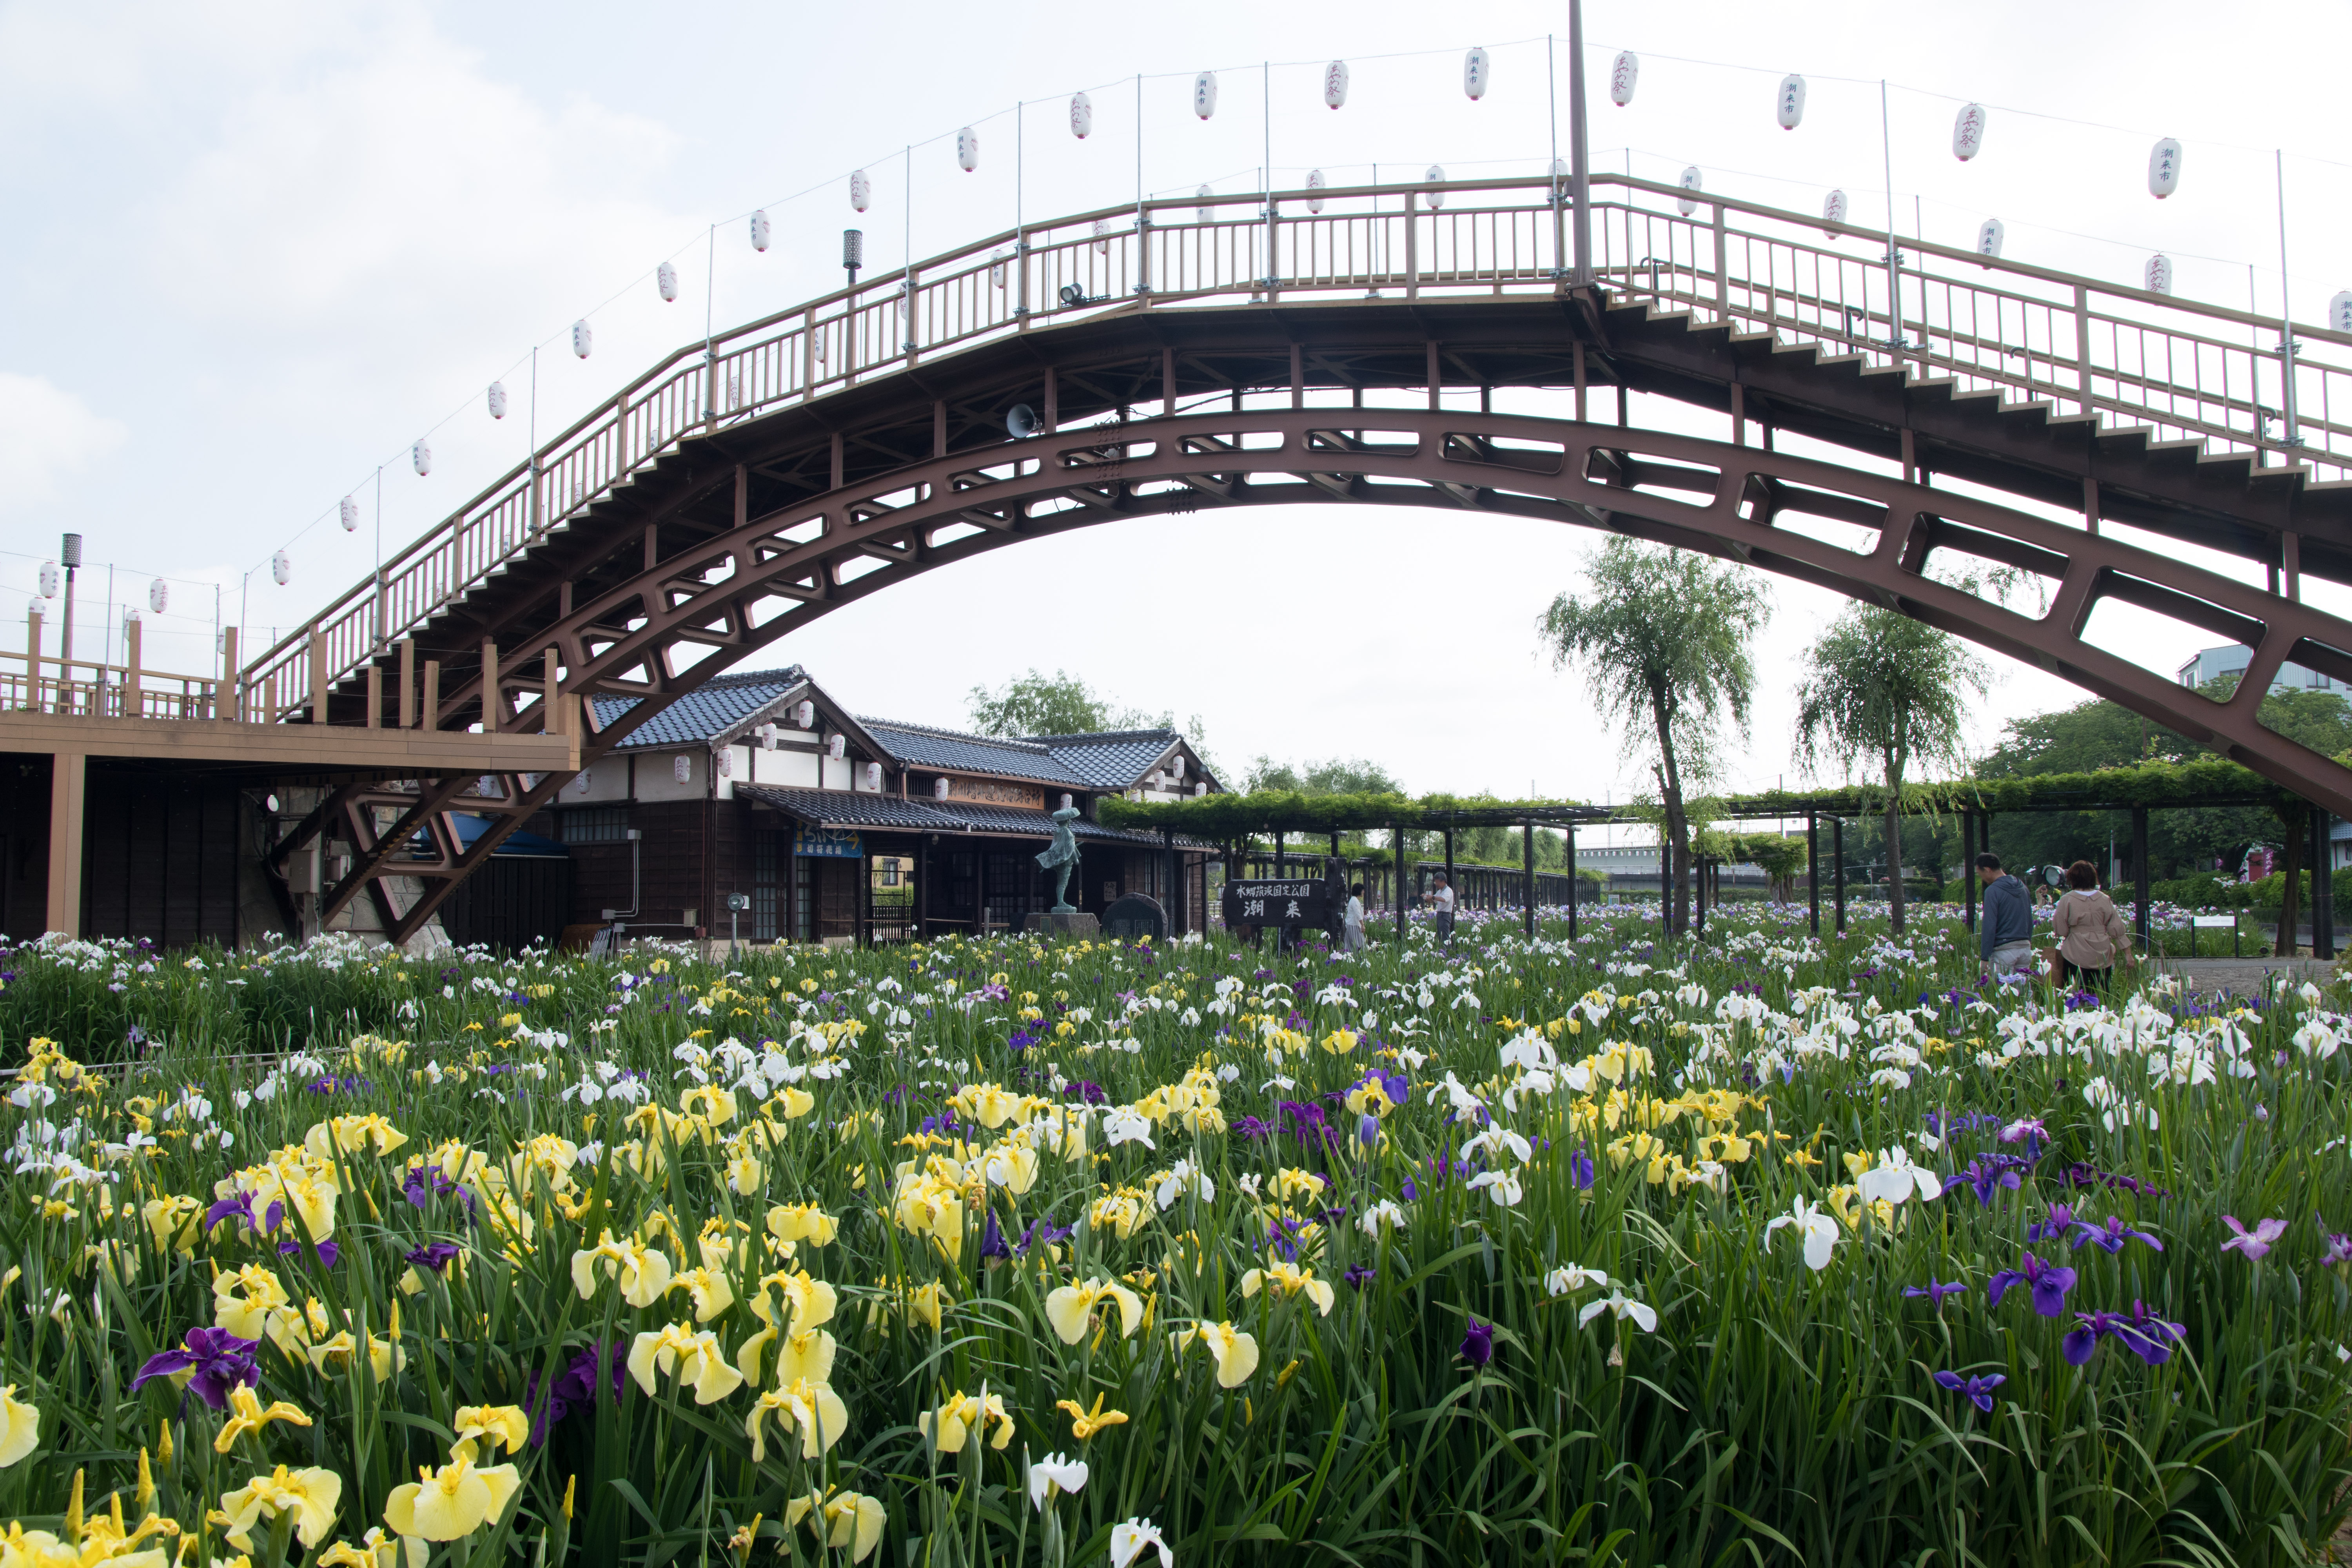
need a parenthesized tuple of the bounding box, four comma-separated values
(2321, 1226, 2352, 1267)
(1343, 1263, 1376, 1291)
(2062, 1309, 2129, 1367)
(2070, 1215, 2163, 1254)
(2120, 1300, 2186, 1365)
(1944, 1158, 2023, 1207)
(2025, 1204, 2079, 1243)
(1987, 1252, 2076, 1318)
(405, 1242, 461, 1273)
(1458, 1319, 1495, 1368)
(2221, 1215, 2287, 1261)
(978, 1210, 1010, 1261)
(203, 1191, 284, 1236)
(1016, 1218, 1073, 1255)
(131, 1328, 260, 1411)
(1569, 1149, 1595, 1190)
(1006, 1031, 1038, 1052)
(1903, 1277, 1968, 1309)
(278, 1239, 341, 1267)
(1232, 1116, 1275, 1142)
(1933, 1369, 2006, 1412)
(1399, 1176, 1419, 1202)
(1356, 1114, 1381, 1149)
(1062, 1080, 1108, 1106)
(1999, 1117, 2047, 1146)
(2060, 1163, 2171, 1201)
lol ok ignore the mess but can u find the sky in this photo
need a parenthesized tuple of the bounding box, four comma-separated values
(6, 0, 2350, 846)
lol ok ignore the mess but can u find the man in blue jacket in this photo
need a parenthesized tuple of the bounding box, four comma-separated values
(1975, 852, 2035, 976)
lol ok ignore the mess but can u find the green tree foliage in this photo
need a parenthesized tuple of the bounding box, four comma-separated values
(1539, 540, 1771, 936)
(1243, 756, 1403, 796)
(1795, 607, 1988, 936)
(966, 670, 1218, 777)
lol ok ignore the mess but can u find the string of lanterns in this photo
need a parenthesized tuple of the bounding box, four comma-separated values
(240, 38, 2322, 606)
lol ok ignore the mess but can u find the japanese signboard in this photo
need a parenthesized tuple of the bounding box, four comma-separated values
(793, 827, 863, 859)
(1221, 879, 1335, 930)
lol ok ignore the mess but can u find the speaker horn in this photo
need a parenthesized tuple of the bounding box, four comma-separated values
(1006, 403, 1041, 438)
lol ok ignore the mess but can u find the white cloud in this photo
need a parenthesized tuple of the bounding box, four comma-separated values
(0, 372, 126, 512)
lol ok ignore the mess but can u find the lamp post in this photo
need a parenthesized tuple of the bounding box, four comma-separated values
(842, 229, 864, 289)
(59, 532, 82, 683)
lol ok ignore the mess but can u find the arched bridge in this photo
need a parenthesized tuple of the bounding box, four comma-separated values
(237, 172, 2352, 943)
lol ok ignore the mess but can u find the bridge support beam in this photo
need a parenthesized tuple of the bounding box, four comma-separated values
(45, 750, 85, 937)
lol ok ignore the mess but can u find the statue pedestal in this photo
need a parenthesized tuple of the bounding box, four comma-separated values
(1023, 911, 1101, 940)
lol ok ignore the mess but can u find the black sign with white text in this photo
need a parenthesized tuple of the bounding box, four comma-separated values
(1221, 879, 1336, 930)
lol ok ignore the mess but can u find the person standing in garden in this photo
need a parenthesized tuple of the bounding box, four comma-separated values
(1975, 852, 2035, 976)
(2051, 859, 2134, 989)
(1427, 872, 1456, 945)
(1344, 880, 1367, 951)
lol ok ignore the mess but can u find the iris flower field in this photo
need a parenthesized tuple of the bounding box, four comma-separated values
(0, 906, 2347, 1568)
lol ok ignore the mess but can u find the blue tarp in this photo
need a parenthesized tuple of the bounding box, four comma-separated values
(449, 814, 569, 858)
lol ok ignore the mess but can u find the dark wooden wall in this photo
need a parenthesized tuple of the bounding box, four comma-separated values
(79, 764, 243, 947)
(0, 755, 52, 941)
(441, 858, 574, 952)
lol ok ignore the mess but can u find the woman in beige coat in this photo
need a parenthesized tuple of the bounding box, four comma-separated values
(2049, 860, 2134, 989)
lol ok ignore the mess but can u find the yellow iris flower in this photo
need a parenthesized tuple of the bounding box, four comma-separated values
(381, 1456, 521, 1542)
(1172, 1321, 1260, 1388)
(212, 1266, 292, 1342)
(765, 1204, 840, 1248)
(1240, 1261, 1336, 1318)
(1055, 1393, 1130, 1440)
(668, 1267, 737, 1323)
(217, 1465, 342, 1551)
(211, 1386, 313, 1454)
(782, 1490, 885, 1564)
(627, 1324, 745, 1405)
(316, 1525, 427, 1568)
(0, 1385, 40, 1468)
(569, 1232, 673, 1308)
(744, 1378, 850, 1461)
(449, 1406, 530, 1462)
(1043, 1278, 1144, 1345)
(918, 1389, 1014, 1453)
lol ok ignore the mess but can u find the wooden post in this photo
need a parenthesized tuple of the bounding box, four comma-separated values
(398, 639, 417, 728)
(45, 750, 87, 936)
(219, 625, 238, 722)
(365, 666, 381, 729)
(1962, 810, 1977, 932)
(2313, 808, 2336, 960)
(1832, 818, 1847, 935)
(1807, 811, 1820, 936)
(2133, 806, 2154, 956)
(1443, 826, 1456, 940)
(123, 617, 143, 716)
(543, 648, 562, 735)
(423, 660, 441, 731)
(25, 604, 43, 711)
(479, 640, 500, 731)
(1393, 824, 1408, 946)
(309, 623, 328, 724)
(1565, 821, 1579, 941)
(1521, 820, 1535, 938)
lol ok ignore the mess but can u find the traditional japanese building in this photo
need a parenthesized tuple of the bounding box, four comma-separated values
(534, 665, 1221, 946)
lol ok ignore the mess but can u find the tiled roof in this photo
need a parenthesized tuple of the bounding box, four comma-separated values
(1038, 729, 1185, 789)
(592, 667, 808, 751)
(856, 718, 1087, 786)
(736, 786, 1206, 848)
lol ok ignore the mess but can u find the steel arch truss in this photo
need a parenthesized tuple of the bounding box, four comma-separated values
(369, 408, 2352, 942)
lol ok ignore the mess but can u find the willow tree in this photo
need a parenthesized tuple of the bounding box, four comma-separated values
(1794, 605, 1989, 936)
(1539, 539, 1771, 936)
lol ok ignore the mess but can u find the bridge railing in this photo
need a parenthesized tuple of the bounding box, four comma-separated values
(3, 649, 226, 720)
(241, 171, 2352, 726)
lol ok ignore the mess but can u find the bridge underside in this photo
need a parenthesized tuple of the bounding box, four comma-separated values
(287, 289, 2352, 942)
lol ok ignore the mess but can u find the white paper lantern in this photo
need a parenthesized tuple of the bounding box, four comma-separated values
(1976, 218, 2005, 262)
(673, 753, 692, 784)
(750, 211, 771, 252)
(934, 776, 951, 799)
(1069, 92, 1092, 139)
(1306, 168, 1327, 214)
(1550, 157, 1570, 181)
(1952, 103, 1987, 162)
(412, 440, 432, 477)
(339, 495, 360, 532)
(990, 248, 1009, 289)
(2149, 138, 2182, 199)
(1092, 218, 1110, 256)
(1821, 189, 1848, 235)
(862, 761, 881, 791)
(1609, 51, 1639, 107)
(2330, 290, 2352, 334)
(1776, 74, 1806, 130)
(1323, 60, 1348, 110)
(656, 261, 678, 302)
(827, 733, 846, 760)
(1193, 71, 1218, 120)
(271, 550, 291, 586)
(1193, 781, 1208, 797)
(2144, 253, 2174, 295)
(37, 561, 57, 599)
(956, 127, 979, 172)
(572, 319, 593, 358)
(1425, 166, 1446, 209)
(849, 169, 871, 212)
(1059, 793, 1073, 811)
(148, 577, 168, 615)
(123, 604, 141, 625)
(486, 381, 508, 419)
(1463, 47, 1490, 101)
(1196, 184, 1215, 224)
(572, 769, 592, 795)
(795, 699, 815, 729)
(717, 748, 733, 779)
(1677, 165, 1703, 218)
(1170, 755, 1185, 779)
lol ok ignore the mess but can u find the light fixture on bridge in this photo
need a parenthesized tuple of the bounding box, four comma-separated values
(37, 561, 57, 598)
(149, 579, 168, 615)
(1953, 103, 1987, 162)
(956, 126, 979, 172)
(1006, 403, 1042, 438)
(271, 550, 291, 586)
(2144, 254, 2174, 296)
(844, 229, 864, 288)
(750, 210, 771, 252)
(2332, 292, 2352, 334)
(1777, 75, 1806, 130)
(1193, 71, 1218, 120)
(1093, 218, 1111, 256)
(657, 261, 679, 302)
(1821, 189, 1847, 236)
(1306, 169, 1327, 214)
(1323, 60, 1348, 110)
(1425, 166, 1446, 209)
(487, 381, 508, 419)
(990, 247, 1008, 289)
(1976, 219, 2005, 264)
(1069, 92, 1093, 139)
(850, 169, 871, 213)
(1609, 51, 1639, 107)
(2148, 138, 2182, 199)
(1463, 47, 1490, 101)
(413, 440, 432, 477)
(340, 496, 360, 532)
(1677, 166, 1703, 218)
(1058, 283, 1086, 307)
